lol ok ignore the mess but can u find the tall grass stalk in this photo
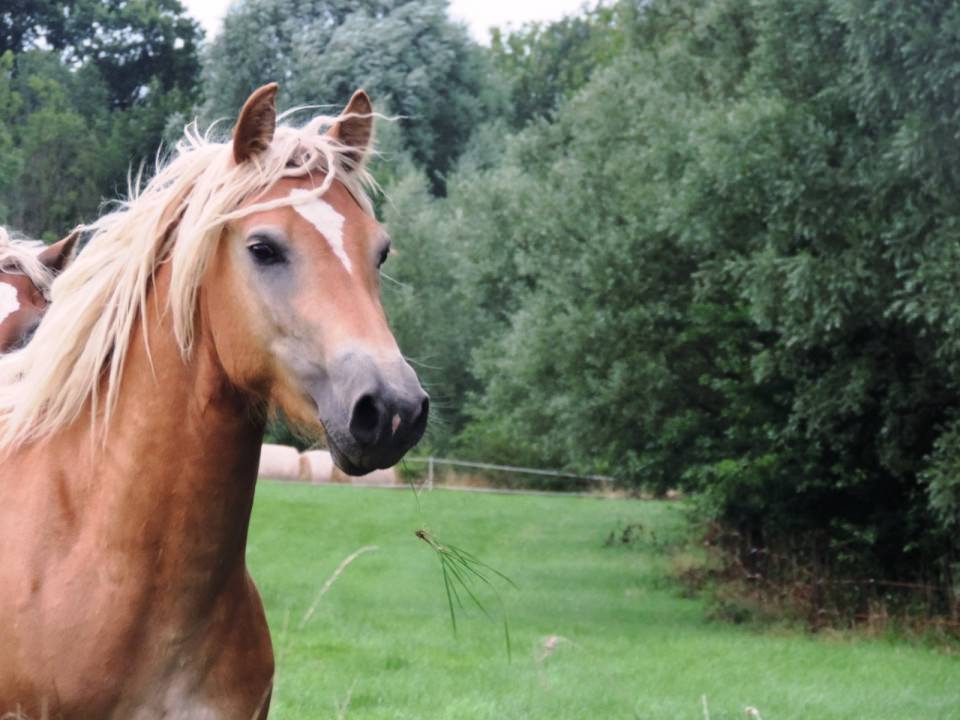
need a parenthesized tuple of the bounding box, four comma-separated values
(415, 528, 516, 659)
(298, 545, 379, 630)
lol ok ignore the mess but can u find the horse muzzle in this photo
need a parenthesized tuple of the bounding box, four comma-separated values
(312, 350, 429, 475)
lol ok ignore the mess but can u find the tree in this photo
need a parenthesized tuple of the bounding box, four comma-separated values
(0, 1, 74, 57)
(0, 52, 22, 225)
(490, 1, 636, 126)
(203, 0, 500, 191)
(1, 0, 203, 109)
(0, 1, 203, 236)
(7, 51, 110, 235)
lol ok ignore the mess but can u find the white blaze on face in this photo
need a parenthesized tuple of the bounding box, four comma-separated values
(0, 282, 20, 324)
(289, 188, 352, 274)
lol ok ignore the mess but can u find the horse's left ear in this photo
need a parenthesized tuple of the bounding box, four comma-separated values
(233, 82, 279, 164)
(38, 227, 81, 273)
(328, 89, 374, 166)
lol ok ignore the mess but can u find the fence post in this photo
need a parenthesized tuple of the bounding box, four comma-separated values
(427, 456, 435, 491)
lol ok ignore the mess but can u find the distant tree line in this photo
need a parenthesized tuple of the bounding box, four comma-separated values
(3, 0, 959, 621)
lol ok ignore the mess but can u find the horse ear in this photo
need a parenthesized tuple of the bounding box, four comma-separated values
(37, 228, 81, 273)
(233, 83, 279, 164)
(328, 89, 373, 166)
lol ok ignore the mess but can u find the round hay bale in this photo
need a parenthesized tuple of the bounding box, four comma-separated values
(364, 467, 398, 485)
(258, 444, 302, 481)
(301, 450, 334, 484)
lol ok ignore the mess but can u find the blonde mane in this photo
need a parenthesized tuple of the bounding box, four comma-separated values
(0, 228, 54, 297)
(0, 111, 376, 450)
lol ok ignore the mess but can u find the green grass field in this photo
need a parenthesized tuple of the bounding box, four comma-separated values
(248, 482, 959, 719)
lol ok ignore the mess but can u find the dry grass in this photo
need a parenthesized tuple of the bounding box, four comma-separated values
(299, 545, 379, 630)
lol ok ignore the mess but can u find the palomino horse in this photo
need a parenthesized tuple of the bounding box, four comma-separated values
(0, 228, 78, 352)
(0, 84, 427, 718)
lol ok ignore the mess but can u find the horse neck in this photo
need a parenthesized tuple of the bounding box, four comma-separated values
(60, 265, 265, 594)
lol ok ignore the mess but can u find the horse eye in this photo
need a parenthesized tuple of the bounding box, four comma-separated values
(377, 244, 391, 268)
(247, 240, 284, 266)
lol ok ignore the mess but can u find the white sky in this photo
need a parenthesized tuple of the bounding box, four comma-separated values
(448, 0, 589, 41)
(182, 0, 590, 43)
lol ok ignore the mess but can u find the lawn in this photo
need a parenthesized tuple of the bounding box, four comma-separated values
(248, 482, 959, 719)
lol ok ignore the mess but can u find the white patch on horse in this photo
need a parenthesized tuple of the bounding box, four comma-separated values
(0, 282, 20, 324)
(289, 188, 351, 273)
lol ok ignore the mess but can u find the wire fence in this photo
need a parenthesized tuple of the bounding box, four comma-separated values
(401, 456, 615, 493)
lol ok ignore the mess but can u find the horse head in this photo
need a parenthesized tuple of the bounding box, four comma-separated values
(202, 84, 428, 474)
(0, 86, 427, 475)
(0, 230, 78, 353)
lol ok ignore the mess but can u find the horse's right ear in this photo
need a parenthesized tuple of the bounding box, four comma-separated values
(233, 83, 279, 164)
(38, 227, 81, 273)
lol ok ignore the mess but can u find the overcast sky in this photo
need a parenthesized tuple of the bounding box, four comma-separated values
(182, 0, 590, 43)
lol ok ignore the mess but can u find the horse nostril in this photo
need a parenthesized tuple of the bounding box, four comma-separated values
(349, 393, 382, 446)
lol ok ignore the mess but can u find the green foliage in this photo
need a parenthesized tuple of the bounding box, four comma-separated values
(203, 0, 500, 190)
(1, 0, 203, 109)
(0, 1, 202, 236)
(12, 54, 106, 236)
(921, 417, 960, 532)
(489, 1, 637, 125)
(0, 52, 22, 224)
(378, 0, 960, 593)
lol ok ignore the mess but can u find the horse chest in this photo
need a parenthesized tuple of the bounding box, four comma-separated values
(0, 511, 269, 718)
